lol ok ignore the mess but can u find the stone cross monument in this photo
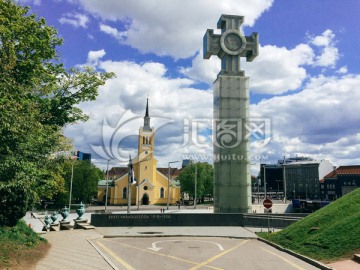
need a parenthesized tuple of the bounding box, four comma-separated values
(203, 15, 259, 213)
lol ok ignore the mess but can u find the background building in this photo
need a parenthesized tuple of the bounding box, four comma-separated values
(283, 159, 334, 200)
(259, 157, 334, 200)
(75, 150, 91, 161)
(320, 165, 360, 200)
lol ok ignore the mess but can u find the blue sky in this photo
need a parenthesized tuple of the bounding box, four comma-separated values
(21, 0, 360, 173)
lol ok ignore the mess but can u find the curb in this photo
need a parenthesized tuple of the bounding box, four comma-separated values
(87, 236, 119, 270)
(103, 234, 258, 239)
(257, 237, 334, 270)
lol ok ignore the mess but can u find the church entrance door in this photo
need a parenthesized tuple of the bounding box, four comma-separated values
(142, 193, 149, 205)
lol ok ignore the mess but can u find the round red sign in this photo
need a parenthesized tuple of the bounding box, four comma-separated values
(263, 198, 273, 209)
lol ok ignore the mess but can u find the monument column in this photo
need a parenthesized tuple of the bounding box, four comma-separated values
(203, 15, 259, 213)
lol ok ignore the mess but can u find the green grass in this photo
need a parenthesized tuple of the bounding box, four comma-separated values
(259, 188, 360, 262)
(0, 220, 48, 269)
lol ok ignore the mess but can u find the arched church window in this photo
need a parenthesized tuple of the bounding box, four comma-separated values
(160, 187, 165, 198)
(122, 187, 127, 198)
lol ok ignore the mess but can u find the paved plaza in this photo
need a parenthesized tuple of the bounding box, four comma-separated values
(22, 207, 357, 270)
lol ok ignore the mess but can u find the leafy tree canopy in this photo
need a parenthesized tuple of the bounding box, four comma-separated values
(178, 163, 213, 200)
(54, 160, 104, 206)
(0, 0, 114, 226)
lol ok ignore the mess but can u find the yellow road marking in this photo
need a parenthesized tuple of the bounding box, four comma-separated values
(102, 238, 223, 270)
(260, 247, 306, 270)
(188, 240, 249, 270)
(96, 240, 135, 270)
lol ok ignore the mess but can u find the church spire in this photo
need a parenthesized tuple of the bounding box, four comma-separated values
(143, 98, 151, 130)
(145, 98, 149, 117)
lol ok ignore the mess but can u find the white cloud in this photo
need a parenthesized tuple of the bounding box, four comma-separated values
(65, 58, 213, 167)
(99, 24, 126, 40)
(182, 43, 314, 94)
(59, 12, 89, 28)
(309, 30, 339, 68)
(311, 29, 334, 47)
(87, 49, 106, 66)
(244, 44, 313, 94)
(21, 0, 42, 5)
(251, 74, 360, 166)
(336, 66, 348, 74)
(76, 49, 106, 68)
(78, 0, 274, 59)
(182, 29, 342, 95)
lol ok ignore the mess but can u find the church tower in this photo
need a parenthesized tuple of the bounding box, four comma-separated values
(138, 98, 154, 160)
(135, 98, 157, 205)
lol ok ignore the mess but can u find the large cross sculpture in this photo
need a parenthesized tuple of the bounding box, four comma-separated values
(203, 15, 259, 76)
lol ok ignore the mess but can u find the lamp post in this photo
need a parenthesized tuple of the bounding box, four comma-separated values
(127, 157, 133, 214)
(194, 163, 197, 209)
(276, 179, 281, 199)
(68, 153, 78, 212)
(167, 161, 179, 210)
(257, 178, 260, 203)
(263, 164, 267, 199)
(104, 159, 111, 212)
(68, 161, 74, 212)
(283, 166, 287, 203)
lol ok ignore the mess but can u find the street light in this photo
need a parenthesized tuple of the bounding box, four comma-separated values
(68, 161, 74, 211)
(194, 163, 197, 209)
(127, 156, 133, 214)
(263, 164, 267, 199)
(275, 179, 281, 199)
(305, 179, 309, 199)
(283, 166, 287, 203)
(167, 161, 179, 210)
(104, 159, 111, 212)
(68, 153, 78, 212)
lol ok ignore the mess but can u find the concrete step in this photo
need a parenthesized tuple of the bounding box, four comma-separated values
(81, 224, 95, 230)
(60, 224, 73, 230)
(353, 254, 360, 263)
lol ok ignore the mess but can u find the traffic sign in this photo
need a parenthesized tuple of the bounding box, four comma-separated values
(263, 198, 273, 209)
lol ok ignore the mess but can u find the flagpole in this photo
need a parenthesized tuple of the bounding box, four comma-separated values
(127, 156, 132, 214)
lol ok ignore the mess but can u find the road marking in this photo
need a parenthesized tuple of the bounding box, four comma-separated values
(96, 240, 135, 270)
(260, 247, 306, 270)
(188, 240, 249, 270)
(102, 239, 223, 270)
(148, 239, 224, 252)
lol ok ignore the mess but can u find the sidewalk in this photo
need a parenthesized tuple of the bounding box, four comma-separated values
(35, 230, 113, 270)
(24, 210, 357, 270)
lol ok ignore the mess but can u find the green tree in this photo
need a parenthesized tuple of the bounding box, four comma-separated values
(178, 163, 214, 201)
(0, 0, 114, 226)
(55, 160, 104, 205)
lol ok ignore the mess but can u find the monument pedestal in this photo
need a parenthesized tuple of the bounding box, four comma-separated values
(213, 75, 251, 213)
(60, 220, 72, 230)
(50, 223, 60, 231)
(74, 219, 90, 229)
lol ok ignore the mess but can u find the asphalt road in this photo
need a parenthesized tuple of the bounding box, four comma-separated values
(92, 237, 321, 270)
